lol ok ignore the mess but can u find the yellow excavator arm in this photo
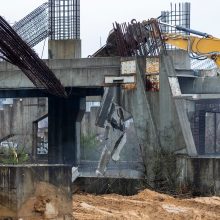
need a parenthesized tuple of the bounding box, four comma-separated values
(164, 34, 220, 67)
(153, 21, 220, 68)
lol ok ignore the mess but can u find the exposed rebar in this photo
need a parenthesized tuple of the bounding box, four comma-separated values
(0, 16, 66, 97)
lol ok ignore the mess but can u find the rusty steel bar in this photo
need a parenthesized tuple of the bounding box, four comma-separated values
(92, 18, 166, 58)
(0, 16, 66, 97)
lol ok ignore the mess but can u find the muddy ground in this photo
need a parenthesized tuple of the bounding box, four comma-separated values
(73, 189, 220, 220)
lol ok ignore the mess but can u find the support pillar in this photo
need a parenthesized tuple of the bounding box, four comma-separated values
(48, 39, 81, 59)
(48, 96, 85, 165)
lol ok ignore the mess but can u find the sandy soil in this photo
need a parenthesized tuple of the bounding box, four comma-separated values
(0, 182, 73, 219)
(1, 184, 220, 219)
(18, 182, 73, 219)
(73, 189, 220, 220)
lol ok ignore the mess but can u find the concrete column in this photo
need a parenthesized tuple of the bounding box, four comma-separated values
(48, 96, 85, 165)
(48, 39, 81, 59)
(48, 38, 83, 164)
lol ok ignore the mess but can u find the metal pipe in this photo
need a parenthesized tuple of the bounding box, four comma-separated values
(159, 21, 210, 38)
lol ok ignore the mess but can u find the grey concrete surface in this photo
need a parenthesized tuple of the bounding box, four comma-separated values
(48, 39, 82, 59)
(78, 161, 144, 179)
(161, 55, 197, 156)
(121, 57, 160, 185)
(0, 57, 120, 89)
(159, 57, 186, 153)
(177, 156, 220, 195)
(168, 50, 191, 69)
(1, 49, 220, 196)
(175, 69, 220, 95)
(192, 77, 220, 94)
(80, 104, 144, 178)
(0, 98, 47, 152)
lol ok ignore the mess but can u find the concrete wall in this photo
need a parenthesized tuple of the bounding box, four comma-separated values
(121, 57, 160, 185)
(0, 98, 47, 154)
(168, 50, 191, 69)
(150, 53, 220, 195)
(80, 106, 142, 163)
(177, 156, 220, 195)
(81, 107, 103, 137)
(119, 53, 194, 187)
(1, 49, 219, 195)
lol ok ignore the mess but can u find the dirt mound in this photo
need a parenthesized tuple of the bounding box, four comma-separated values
(0, 182, 72, 220)
(1, 184, 220, 219)
(19, 182, 72, 219)
(73, 189, 220, 220)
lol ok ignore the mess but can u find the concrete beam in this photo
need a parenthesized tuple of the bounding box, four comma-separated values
(174, 94, 220, 100)
(176, 69, 220, 94)
(192, 77, 220, 94)
(0, 57, 120, 90)
(0, 88, 103, 98)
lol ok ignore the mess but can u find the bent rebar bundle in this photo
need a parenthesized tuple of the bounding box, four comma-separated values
(0, 16, 66, 97)
(93, 19, 166, 57)
(113, 19, 166, 57)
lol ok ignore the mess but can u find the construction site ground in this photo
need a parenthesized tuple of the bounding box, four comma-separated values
(73, 189, 220, 220)
(1, 183, 220, 219)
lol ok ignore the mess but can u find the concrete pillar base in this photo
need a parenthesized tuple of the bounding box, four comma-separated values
(48, 39, 81, 59)
(0, 165, 73, 219)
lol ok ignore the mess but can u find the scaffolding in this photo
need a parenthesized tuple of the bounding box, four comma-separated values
(49, 0, 80, 40)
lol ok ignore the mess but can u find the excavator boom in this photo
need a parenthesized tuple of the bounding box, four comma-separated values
(164, 34, 220, 67)
(159, 21, 220, 68)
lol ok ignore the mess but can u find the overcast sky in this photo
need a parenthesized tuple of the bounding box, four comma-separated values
(0, 0, 220, 57)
